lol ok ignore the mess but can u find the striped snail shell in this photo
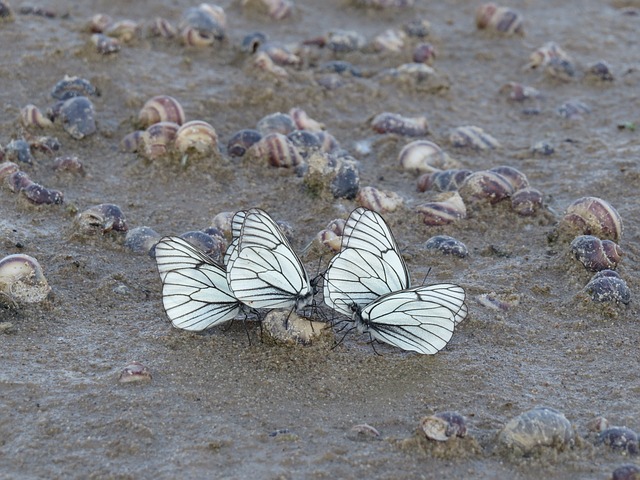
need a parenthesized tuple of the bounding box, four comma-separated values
(458, 170, 514, 205)
(449, 125, 500, 150)
(174, 120, 219, 156)
(416, 191, 467, 226)
(149, 17, 177, 38)
(476, 3, 524, 35)
(75, 203, 128, 235)
(227, 129, 262, 157)
(91, 33, 121, 54)
(0, 161, 19, 181)
(510, 187, 543, 216)
(489, 166, 529, 191)
(356, 186, 403, 214)
(371, 112, 429, 137)
(289, 107, 325, 132)
(570, 235, 622, 272)
(420, 411, 467, 441)
(141, 121, 179, 160)
(246, 132, 304, 168)
(256, 112, 297, 136)
(556, 196, 623, 243)
(398, 140, 459, 175)
(417, 169, 472, 193)
(20, 104, 53, 128)
(138, 95, 185, 128)
(120, 130, 144, 153)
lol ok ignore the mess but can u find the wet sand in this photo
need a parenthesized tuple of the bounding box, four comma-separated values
(1, 0, 639, 478)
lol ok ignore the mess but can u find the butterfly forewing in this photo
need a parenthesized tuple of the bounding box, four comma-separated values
(324, 208, 410, 316)
(357, 284, 466, 354)
(226, 209, 313, 310)
(155, 236, 243, 331)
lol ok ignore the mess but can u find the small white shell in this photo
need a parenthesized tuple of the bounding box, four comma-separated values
(174, 120, 219, 156)
(20, 104, 53, 128)
(449, 126, 500, 150)
(397, 140, 459, 175)
(498, 407, 574, 454)
(415, 191, 467, 226)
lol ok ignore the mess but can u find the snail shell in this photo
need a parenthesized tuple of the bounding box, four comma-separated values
(52, 155, 84, 174)
(510, 187, 543, 216)
(584, 270, 630, 305)
(424, 235, 468, 258)
(91, 33, 121, 54)
(209, 211, 235, 238)
(259, 43, 301, 66)
(403, 18, 431, 37)
(356, 186, 403, 214)
(372, 28, 407, 53)
(138, 95, 185, 128)
(415, 191, 467, 226)
(241, 31, 267, 53)
(124, 226, 162, 255)
(347, 424, 381, 442)
(227, 129, 262, 157)
(417, 169, 472, 193)
(22, 183, 64, 205)
(87, 13, 112, 33)
(20, 104, 53, 128)
(420, 412, 467, 441)
(180, 4, 226, 45)
(612, 465, 640, 480)
(371, 113, 429, 137)
(449, 125, 500, 150)
(489, 165, 529, 191)
(253, 51, 288, 78)
(241, 0, 293, 20)
(120, 130, 144, 153)
(499, 82, 541, 102)
(586, 416, 610, 433)
(5, 139, 33, 164)
(398, 140, 459, 175)
(0, 161, 19, 180)
(526, 42, 575, 81)
(324, 29, 367, 52)
(412, 42, 437, 65)
(557, 196, 623, 242)
(458, 170, 514, 205)
(0, 254, 51, 304)
(51, 75, 99, 101)
(180, 230, 226, 263)
(6, 171, 33, 193)
(149, 17, 177, 38)
(596, 427, 639, 455)
(289, 107, 325, 132)
(570, 235, 622, 272)
(316, 131, 341, 154)
(247, 132, 304, 168)
(59, 96, 97, 140)
(256, 112, 297, 136)
(288, 130, 322, 158)
(105, 20, 139, 42)
(141, 121, 180, 160)
(557, 100, 591, 120)
(498, 407, 574, 454)
(118, 361, 152, 384)
(585, 60, 615, 82)
(476, 3, 524, 35)
(330, 160, 360, 200)
(174, 120, 219, 156)
(75, 203, 128, 235)
(315, 229, 342, 252)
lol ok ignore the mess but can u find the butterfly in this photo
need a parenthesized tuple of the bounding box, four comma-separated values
(323, 207, 467, 354)
(352, 284, 467, 354)
(225, 208, 314, 310)
(154, 236, 244, 331)
(323, 207, 410, 317)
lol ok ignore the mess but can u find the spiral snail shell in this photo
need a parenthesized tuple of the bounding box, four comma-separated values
(289, 107, 325, 132)
(257, 112, 297, 136)
(226, 129, 262, 157)
(141, 121, 180, 160)
(51, 76, 99, 101)
(488, 166, 529, 191)
(412, 43, 437, 65)
(75, 203, 128, 235)
(180, 3, 227, 46)
(510, 187, 543, 216)
(570, 235, 622, 272)
(457, 170, 514, 205)
(596, 427, 639, 454)
(498, 407, 574, 454)
(449, 126, 500, 150)
(420, 412, 467, 441)
(246, 132, 304, 168)
(0, 254, 51, 304)
(149, 17, 177, 38)
(372, 28, 407, 53)
(356, 186, 403, 214)
(20, 104, 53, 128)
(0, 161, 19, 180)
(416, 191, 467, 226)
(174, 120, 219, 157)
(556, 196, 623, 243)
(398, 140, 459, 175)
(138, 95, 185, 129)
(424, 235, 468, 258)
(476, 3, 524, 35)
(584, 270, 630, 305)
(371, 113, 429, 137)
(6, 171, 33, 193)
(22, 183, 64, 205)
(120, 130, 144, 153)
(124, 226, 162, 255)
(91, 33, 121, 54)
(59, 96, 97, 140)
(417, 169, 472, 193)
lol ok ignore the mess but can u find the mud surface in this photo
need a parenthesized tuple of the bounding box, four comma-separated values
(1, 0, 639, 478)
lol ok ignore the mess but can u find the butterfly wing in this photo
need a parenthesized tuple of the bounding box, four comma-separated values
(223, 209, 247, 268)
(324, 207, 410, 316)
(227, 209, 313, 310)
(357, 284, 467, 354)
(155, 236, 242, 331)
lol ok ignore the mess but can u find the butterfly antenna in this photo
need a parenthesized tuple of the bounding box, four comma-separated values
(331, 323, 355, 351)
(420, 267, 433, 285)
(368, 335, 384, 356)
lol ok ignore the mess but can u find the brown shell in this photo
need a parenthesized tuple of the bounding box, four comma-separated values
(371, 113, 429, 137)
(138, 95, 185, 128)
(247, 132, 304, 168)
(449, 125, 500, 150)
(458, 170, 514, 205)
(570, 235, 622, 272)
(510, 187, 543, 216)
(20, 104, 53, 128)
(22, 183, 64, 205)
(174, 120, 219, 156)
(415, 192, 467, 226)
(557, 196, 623, 242)
(141, 122, 180, 160)
(476, 3, 524, 35)
(356, 186, 403, 214)
(417, 169, 472, 193)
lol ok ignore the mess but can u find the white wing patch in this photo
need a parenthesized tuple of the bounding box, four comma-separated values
(155, 236, 242, 331)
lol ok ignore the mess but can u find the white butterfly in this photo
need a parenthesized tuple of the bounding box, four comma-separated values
(226, 208, 314, 310)
(155, 236, 244, 331)
(323, 207, 468, 354)
(353, 284, 467, 354)
(323, 207, 410, 317)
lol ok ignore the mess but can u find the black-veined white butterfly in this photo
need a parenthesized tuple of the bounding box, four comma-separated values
(352, 284, 467, 354)
(226, 208, 314, 310)
(155, 236, 244, 331)
(323, 207, 410, 317)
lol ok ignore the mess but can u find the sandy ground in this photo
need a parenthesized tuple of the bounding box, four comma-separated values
(1, 0, 640, 478)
